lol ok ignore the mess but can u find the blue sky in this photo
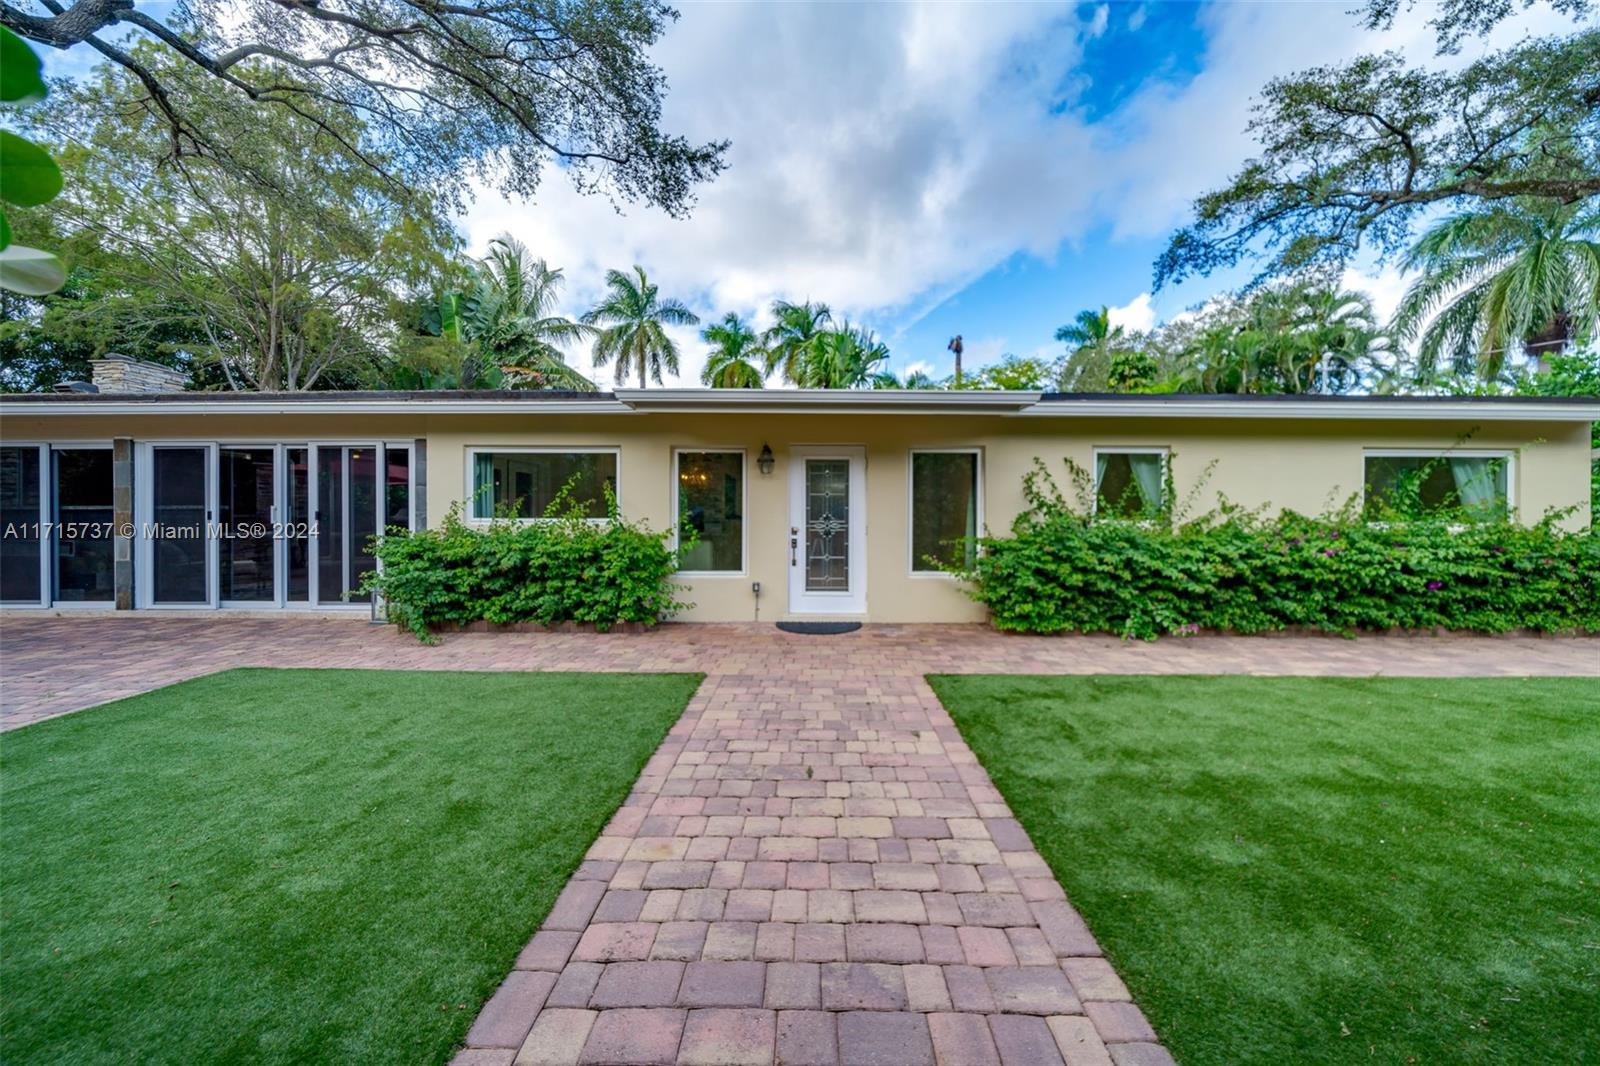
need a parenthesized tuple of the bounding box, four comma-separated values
(40, 1, 1561, 385)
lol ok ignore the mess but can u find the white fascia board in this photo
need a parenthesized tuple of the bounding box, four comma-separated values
(614, 388, 1042, 413)
(0, 398, 636, 417)
(1014, 399, 1600, 421)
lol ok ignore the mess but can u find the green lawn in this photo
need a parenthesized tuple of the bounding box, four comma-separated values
(929, 674, 1600, 1065)
(0, 668, 702, 1066)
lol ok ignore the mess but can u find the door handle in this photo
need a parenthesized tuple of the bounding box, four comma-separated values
(790, 527, 798, 566)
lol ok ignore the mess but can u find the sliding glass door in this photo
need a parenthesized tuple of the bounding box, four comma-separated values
(4, 443, 116, 607)
(219, 447, 276, 603)
(134, 441, 409, 609)
(0, 444, 46, 605)
(149, 445, 214, 606)
(311, 444, 379, 605)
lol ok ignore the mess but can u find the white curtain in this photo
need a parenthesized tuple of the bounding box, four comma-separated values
(1450, 458, 1501, 517)
(472, 453, 495, 518)
(1129, 454, 1165, 511)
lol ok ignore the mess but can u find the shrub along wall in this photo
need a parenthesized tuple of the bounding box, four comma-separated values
(960, 460, 1600, 639)
(364, 498, 687, 642)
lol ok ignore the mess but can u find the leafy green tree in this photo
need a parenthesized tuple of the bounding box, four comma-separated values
(975, 354, 1058, 391)
(584, 266, 699, 387)
(0, 263, 211, 390)
(1393, 200, 1600, 381)
(699, 313, 765, 388)
(21, 49, 459, 390)
(1107, 349, 1159, 392)
(762, 300, 834, 385)
(1156, 28, 1599, 289)
(0, 26, 64, 295)
(1361, 0, 1592, 54)
(1, 0, 726, 217)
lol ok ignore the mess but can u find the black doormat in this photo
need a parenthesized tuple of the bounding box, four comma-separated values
(776, 621, 863, 635)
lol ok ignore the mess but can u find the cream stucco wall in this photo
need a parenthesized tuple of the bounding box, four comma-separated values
(4, 408, 1592, 622)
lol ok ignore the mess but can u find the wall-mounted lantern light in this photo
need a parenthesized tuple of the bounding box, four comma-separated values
(757, 444, 775, 476)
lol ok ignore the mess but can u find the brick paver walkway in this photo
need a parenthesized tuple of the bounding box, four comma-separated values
(3, 617, 1595, 1065)
(3, 616, 1594, 731)
(452, 667, 1168, 1066)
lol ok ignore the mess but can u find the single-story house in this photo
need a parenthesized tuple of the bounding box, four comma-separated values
(2, 357, 1595, 621)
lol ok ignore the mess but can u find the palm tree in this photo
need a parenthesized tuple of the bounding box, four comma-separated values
(1054, 306, 1132, 391)
(793, 324, 890, 388)
(584, 266, 700, 388)
(1285, 285, 1390, 393)
(871, 368, 942, 389)
(700, 313, 766, 388)
(1170, 282, 1390, 394)
(762, 300, 833, 384)
(464, 238, 595, 390)
(1394, 200, 1600, 382)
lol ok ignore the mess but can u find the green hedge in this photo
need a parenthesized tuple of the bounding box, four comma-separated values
(363, 499, 688, 641)
(961, 460, 1600, 639)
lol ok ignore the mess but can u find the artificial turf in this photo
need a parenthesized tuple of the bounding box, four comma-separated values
(0, 668, 702, 1066)
(928, 674, 1600, 1065)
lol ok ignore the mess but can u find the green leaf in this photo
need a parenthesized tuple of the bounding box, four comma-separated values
(0, 244, 66, 295)
(0, 27, 47, 105)
(0, 208, 10, 252)
(0, 130, 62, 206)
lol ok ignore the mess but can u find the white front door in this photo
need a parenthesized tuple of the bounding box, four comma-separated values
(787, 446, 866, 615)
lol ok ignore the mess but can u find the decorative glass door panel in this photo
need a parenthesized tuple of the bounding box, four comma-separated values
(804, 459, 850, 592)
(787, 446, 866, 615)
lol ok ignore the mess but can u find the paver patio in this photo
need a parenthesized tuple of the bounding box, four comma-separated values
(2, 617, 1595, 1065)
(3, 616, 1595, 731)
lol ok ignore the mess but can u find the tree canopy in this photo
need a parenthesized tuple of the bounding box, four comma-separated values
(1156, 28, 1600, 290)
(16, 49, 458, 390)
(1, 0, 727, 216)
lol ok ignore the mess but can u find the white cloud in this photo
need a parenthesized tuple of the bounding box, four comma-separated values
(464, 2, 1092, 386)
(458, 1, 1567, 386)
(1341, 264, 1410, 326)
(1086, 4, 1110, 38)
(1126, 5, 1147, 32)
(1107, 292, 1156, 333)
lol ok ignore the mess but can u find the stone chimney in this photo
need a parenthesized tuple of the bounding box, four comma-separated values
(89, 354, 188, 393)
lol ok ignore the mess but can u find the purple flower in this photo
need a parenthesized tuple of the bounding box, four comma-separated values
(1426, 580, 1443, 591)
(1322, 548, 1341, 557)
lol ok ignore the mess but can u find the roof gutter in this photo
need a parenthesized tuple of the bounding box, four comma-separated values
(611, 388, 1042, 413)
(0, 398, 635, 417)
(1014, 398, 1600, 421)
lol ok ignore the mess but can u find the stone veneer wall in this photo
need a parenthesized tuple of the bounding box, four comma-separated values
(89, 356, 188, 394)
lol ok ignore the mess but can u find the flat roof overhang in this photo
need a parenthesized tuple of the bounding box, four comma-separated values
(1, 389, 1596, 421)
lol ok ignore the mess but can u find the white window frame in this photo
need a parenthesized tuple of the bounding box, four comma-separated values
(1091, 446, 1170, 518)
(907, 447, 983, 578)
(1361, 448, 1517, 520)
(464, 446, 622, 524)
(671, 447, 747, 577)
